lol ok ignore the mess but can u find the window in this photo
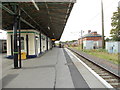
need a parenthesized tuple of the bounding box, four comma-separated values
(17, 36, 24, 50)
(21, 37, 24, 50)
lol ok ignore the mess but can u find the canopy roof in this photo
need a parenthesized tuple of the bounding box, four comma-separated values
(1, 1, 75, 40)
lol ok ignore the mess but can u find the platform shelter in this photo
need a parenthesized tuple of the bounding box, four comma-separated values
(1, 0, 75, 68)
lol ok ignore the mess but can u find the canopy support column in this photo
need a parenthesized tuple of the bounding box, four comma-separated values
(46, 36, 48, 51)
(39, 32, 42, 53)
(18, 9, 22, 68)
(13, 5, 18, 69)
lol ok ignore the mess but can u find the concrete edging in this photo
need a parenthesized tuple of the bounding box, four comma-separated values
(66, 48, 113, 88)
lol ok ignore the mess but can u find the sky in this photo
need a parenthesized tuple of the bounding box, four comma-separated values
(60, 0, 120, 42)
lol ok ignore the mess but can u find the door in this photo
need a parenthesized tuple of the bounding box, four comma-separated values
(35, 36, 39, 55)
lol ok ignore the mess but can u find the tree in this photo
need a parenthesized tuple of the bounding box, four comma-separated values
(105, 38, 111, 41)
(110, 8, 120, 41)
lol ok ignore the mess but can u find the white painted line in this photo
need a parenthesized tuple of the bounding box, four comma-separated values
(68, 53, 74, 59)
(65, 48, 113, 88)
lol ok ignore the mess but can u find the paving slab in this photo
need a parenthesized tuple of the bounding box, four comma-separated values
(63, 49, 89, 88)
(2, 48, 111, 89)
(55, 48, 74, 88)
(2, 48, 74, 88)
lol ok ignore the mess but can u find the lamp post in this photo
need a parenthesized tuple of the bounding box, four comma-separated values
(81, 30, 84, 50)
(78, 30, 84, 50)
(71, 31, 84, 50)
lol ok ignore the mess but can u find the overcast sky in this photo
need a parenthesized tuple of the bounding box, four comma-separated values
(60, 0, 119, 41)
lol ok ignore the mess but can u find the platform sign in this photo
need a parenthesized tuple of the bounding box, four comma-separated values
(51, 39, 56, 41)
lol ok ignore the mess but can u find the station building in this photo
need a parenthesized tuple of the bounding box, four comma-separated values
(0, 39, 7, 53)
(78, 30, 102, 49)
(7, 29, 52, 58)
(106, 41, 120, 53)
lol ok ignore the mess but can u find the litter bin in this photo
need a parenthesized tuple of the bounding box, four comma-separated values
(18, 52, 26, 60)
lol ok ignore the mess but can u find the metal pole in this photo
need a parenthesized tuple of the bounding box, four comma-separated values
(11, 35, 13, 56)
(118, 1, 120, 30)
(46, 36, 48, 51)
(118, 1, 120, 77)
(18, 9, 22, 68)
(101, 0, 105, 49)
(26, 35, 29, 57)
(13, 5, 18, 69)
(39, 32, 41, 53)
(81, 30, 83, 50)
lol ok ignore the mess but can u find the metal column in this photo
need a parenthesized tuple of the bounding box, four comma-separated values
(46, 36, 48, 51)
(18, 9, 22, 68)
(11, 35, 13, 56)
(39, 32, 42, 53)
(13, 5, 18, 69)
(26, 35, 29, 56)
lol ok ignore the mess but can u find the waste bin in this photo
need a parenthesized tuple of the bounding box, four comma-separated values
(18, 52, 26, 60)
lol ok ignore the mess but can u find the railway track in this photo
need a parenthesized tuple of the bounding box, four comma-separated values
(68, 48, 120, 88)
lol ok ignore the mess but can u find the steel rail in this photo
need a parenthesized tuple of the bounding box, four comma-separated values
(68, 48, 120, 79)
(68, 48, 120, 88)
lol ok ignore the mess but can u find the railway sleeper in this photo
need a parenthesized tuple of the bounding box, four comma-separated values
(99, 73, 110, 76)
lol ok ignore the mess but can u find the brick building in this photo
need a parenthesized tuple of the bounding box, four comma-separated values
(78, 30, 102, 49)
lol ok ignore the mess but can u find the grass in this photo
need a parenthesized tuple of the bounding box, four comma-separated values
(70, 46, 119, 65)
(70, 45, 82, 50)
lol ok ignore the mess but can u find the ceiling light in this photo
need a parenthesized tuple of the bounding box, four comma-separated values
(48, 26, 50, 30)
(31, 0, 39, 11)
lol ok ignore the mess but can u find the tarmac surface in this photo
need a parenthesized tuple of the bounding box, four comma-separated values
(0, 53, 13, 78)
(1, 48, 109, 89)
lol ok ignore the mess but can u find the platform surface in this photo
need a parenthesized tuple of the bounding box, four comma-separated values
(2, 48, 107, 88)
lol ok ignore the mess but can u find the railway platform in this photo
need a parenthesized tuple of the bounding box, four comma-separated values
(2, 48, 112, 88)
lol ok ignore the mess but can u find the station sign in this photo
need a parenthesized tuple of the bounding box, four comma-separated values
(51, 39, 56, 41)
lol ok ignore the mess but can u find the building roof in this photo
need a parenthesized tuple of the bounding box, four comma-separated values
(83, 31, 102, 38)
(1, 1, 76, 40)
